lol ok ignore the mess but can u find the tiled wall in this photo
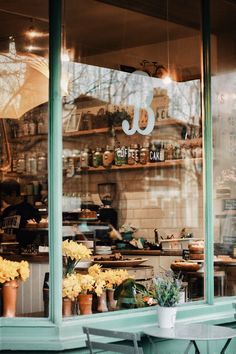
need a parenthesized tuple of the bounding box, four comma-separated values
(63, 163, 203, 242)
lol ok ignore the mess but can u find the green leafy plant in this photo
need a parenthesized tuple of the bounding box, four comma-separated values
(153, 273, 181, 307)
(114, 278, 148, 309)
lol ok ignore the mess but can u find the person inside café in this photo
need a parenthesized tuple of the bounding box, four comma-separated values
(0, 179, 41, 246)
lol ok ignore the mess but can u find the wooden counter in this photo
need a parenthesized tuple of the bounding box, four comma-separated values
(113, 249, 183, 256)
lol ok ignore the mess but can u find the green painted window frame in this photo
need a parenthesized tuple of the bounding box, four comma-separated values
(1, 0, 236, 351)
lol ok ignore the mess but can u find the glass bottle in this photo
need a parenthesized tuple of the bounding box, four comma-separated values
(150, 142, 161, 162)
(17, 154, 25, 173)
(128, 144, 139, 165)
(93, 147, 102, 168)
(80, 148, 89, 169)
(29, 153, 37, 175)
(103, 146, 114, 167)
(37, 153, 47, 173)
(114, 143, 123, 166)
(139, 143, 149, 164)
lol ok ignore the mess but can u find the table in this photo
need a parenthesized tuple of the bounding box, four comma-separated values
(143, 323, 236, 354)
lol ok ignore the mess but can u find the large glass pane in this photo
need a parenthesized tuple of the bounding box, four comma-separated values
(0, 1, 49, 317)
(212, 0, 236, 297)
(62, 0, 203, 317)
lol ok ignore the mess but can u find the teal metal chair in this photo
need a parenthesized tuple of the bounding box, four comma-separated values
(83, 327, 144, 354)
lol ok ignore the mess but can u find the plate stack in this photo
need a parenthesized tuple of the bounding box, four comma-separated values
(96, 246, 112, 255)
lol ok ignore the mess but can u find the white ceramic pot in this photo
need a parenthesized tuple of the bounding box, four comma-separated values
(157, 306, 177, 328)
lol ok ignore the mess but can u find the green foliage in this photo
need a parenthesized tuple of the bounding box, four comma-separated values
(153, 273, 181, 307)
(114, 278, 148, 309)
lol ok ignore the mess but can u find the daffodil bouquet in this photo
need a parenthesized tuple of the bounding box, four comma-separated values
(62, 273, 81, 300)
(0, 257, 30, 283)
(103, 269, 130, 290)
(62, 240, 91, 275)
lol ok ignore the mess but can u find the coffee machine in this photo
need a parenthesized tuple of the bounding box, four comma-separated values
(98, 183, 117, 228)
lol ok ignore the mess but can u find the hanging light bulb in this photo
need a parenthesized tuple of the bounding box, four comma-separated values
(9, 36, 16, 55)
(163, 75, 172, 85)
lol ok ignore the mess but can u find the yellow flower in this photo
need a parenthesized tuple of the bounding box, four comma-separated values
(88, 264, 102, 278)
(0, 257, 30, 283)
(62, 240, 91, 262)
(76, 273, 95, 294)
(103, 269, 130, 289)
(62, 273, 81, 300)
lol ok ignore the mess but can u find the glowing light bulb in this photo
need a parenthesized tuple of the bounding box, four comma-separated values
(61, 51, 70, 62)
(163, 75, 172, 85)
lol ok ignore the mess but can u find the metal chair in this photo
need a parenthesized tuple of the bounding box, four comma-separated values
(83, 327, 144, 354)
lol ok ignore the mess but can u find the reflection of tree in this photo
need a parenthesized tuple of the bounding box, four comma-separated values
(63, 62, 200, 128)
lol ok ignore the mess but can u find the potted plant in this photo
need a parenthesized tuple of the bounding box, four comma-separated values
(102, 268, 130, 311)
(62, 273, 81, 316)
(153, 273, 181, 328)
(114, 278, 148, 309)
(62, 239, 91, 275)
(0, 257, 30, 317)
(76, 265, 105, 315)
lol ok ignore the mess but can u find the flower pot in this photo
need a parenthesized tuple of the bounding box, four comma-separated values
(107, 289, 117, 311)
(2, 279, 19, 317)
(62, 297, 72, 317)
(78, 294, 93, 315)
(97, 290, 108, 312)
(157, 306, 177, 328)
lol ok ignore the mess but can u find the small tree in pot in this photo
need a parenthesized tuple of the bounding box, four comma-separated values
(153, 273, 181, 328)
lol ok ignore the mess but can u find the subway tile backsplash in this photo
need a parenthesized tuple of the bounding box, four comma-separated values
(64, 166, 203, 242)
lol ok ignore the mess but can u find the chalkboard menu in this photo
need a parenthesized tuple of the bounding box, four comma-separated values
(223, 199, 236, 211)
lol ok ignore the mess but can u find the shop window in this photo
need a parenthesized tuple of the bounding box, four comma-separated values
(0, 1, 49, 318)
(61, 0, 204, 318)
(212, 0, 236, 299)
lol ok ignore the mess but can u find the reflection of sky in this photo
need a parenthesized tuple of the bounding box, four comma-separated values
(66, 62, 200, 124)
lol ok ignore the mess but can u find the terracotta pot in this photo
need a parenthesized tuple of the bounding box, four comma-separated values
(78, 294, 93, 315)
(2, 279, 19, 317)
(62, 297, 72, 317)
(107, 289, 117, 311)
(97, 290, 108, 312)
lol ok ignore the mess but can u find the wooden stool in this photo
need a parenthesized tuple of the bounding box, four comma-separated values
(183, 270, 226, 300)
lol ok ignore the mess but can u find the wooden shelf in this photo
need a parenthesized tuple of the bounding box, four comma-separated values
(63, 118, 189, 138)
(78, 158, 202, 173)
(10, 134, 48, 143)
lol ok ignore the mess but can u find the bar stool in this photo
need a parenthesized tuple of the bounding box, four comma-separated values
(184, 270, 226, 300)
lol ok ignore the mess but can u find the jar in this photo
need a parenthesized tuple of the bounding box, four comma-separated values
(37, 153, 47, 172)
(120, 146, 128, 165)
(173, 143, 181, 160)
(28, 121, 36, 136)
(139, 143, 149, 164)
(128, 144, 139, 165)
(80, 148, 89, 169)
(93, 148, 102, 168)
(165, 141, 173, 160)
(12, 155, 18, 173)
(66, 156, 75, 177)
(73, 150, 81, 174)
(37, 119, 44, 134)
(23, 121, 29, 136)
(26, 153, 37, 175)
(17, 154, 25, 173)
(114, 144, 123, 166)
(159, 143, 165, 162)
(150, 142, 161, 162)
(103, 146, 114, 167)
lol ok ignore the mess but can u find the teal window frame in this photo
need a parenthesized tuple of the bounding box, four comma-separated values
(1, 0, 236, 351)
